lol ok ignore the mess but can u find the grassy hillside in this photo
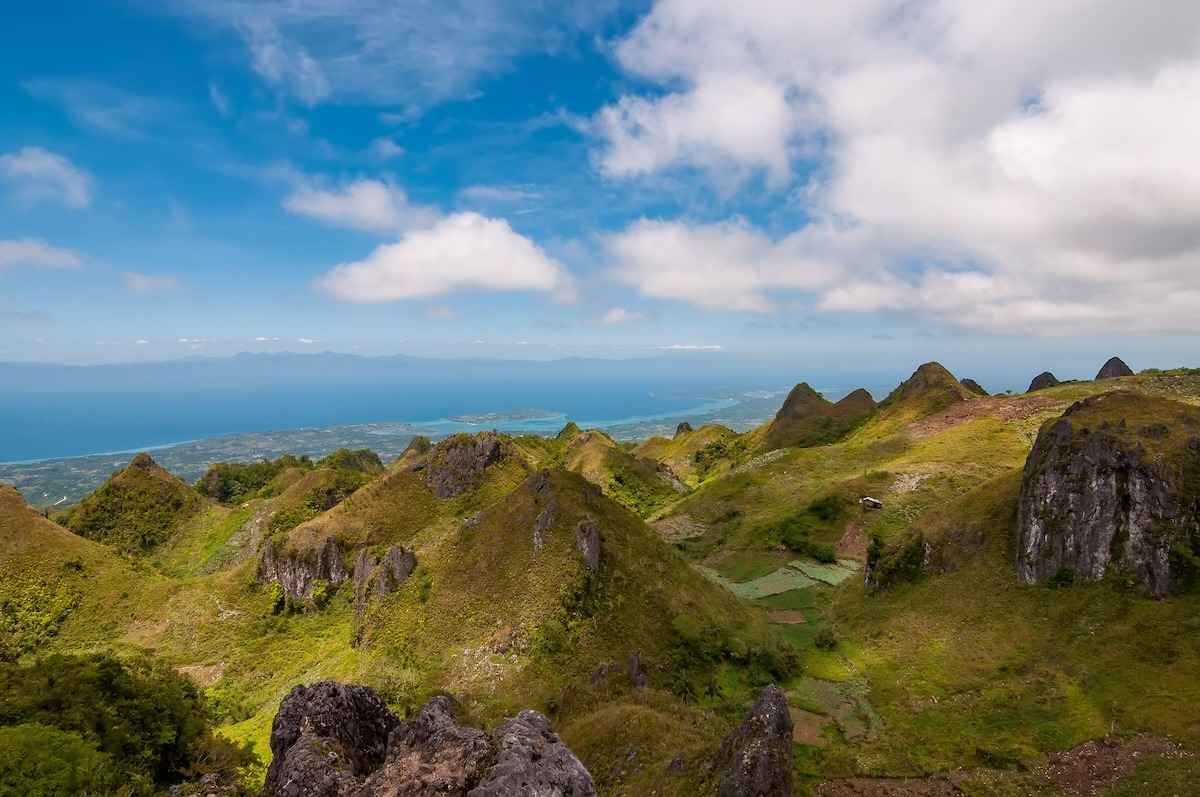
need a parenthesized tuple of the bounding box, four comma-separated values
(60, 453, 204, 555)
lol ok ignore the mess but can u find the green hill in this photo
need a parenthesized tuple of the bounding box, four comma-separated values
(60, 453, 204, 555)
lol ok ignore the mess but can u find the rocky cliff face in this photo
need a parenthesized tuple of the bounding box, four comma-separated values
(1015, 392, 1200, 597)
(258, 536, 351, 603)
(421, 432, 519, 498)
(713, 684, 794, 797)
(262, 683, 596, 797)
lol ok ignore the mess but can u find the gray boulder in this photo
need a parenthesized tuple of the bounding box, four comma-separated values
(713, 684, 794, 797)
(264, 682, 399, 797)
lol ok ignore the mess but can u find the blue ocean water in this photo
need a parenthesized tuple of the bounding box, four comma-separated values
(0, 374, 754, 463)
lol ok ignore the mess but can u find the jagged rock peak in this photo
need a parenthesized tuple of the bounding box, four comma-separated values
(714, 684, 794, 797)
(675, 421, 694, 437)
(960, 378, 989, 396)
(1015, 391, 1200, 598)
(1028, 371, 1061, 392)
(130, 451, 157, 470)
(1096, 356, 1134, 379)
(264, 684, 597, 797)
(422, 432, 520, 499)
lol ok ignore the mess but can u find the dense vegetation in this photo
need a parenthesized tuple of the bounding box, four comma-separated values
(0, 653, 253, 794)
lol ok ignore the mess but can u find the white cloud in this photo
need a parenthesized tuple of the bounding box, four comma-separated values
(0, 239, 82, 270)
(594, 0, 1200, 335)
(241, 19, 331, 105)
(315, 212, 574, 302)
(657, 343, 724, 350)
(297, 338, 316, 344)
(0, 147, 93, 208)
(284, 178, 439, 234)
(370, 137, 404, 159)
(608, 218, 845, 313)
(584, 307, 653, 326)
(122, 271, 180, 295)
(208, 81, 232, 116)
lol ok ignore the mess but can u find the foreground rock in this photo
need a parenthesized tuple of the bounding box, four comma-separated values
(1015, 392, 1200, 597)
(263, 683, 596, 797)
(713, 684, 794, 797)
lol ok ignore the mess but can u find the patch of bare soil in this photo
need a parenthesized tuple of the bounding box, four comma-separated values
(791, 708, 830, 747)
(837, 523, 868, 560)
(700, 549, 735, 567)
(814, 735, 1191, 797)
(1032, 735, 1191, 797)
(906, 395, 1066, 439)
(768, 609, 806, 624)
(653, 514, 708, 542)
(815, 771, 971, 796)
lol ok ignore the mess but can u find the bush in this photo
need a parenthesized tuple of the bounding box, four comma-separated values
(0, 723, 121, 797)
(0, 653, 250, 788)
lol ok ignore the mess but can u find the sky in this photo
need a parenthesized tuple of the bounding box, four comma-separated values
(1, 0, 1198, 379)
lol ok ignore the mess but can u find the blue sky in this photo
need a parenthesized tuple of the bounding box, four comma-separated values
(1, 0, 1198, 378)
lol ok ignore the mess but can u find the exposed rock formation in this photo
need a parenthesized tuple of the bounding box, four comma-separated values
(263, 684, 596, 797)
(258, 536, 350, 603)
(422, 433, 511, 498)
(1096, 356, 1134, 379)
(574, 516, 601, 572)
(713, 684, 794, 797)
(1015, 392, 1200, 597)
(264, 682, 399, 797)
(960, 378, 988, 396)
(1028, 371, 1061, 392)
(675, 421, 694, 436)
(353, 545, 417, 626)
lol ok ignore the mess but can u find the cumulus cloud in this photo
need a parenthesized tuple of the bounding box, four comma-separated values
(0, 147, 93, 208)
(284, 178, 438, 234)
(597, 0, 1200, 335)
(0, 238, 82, 270)
(314, 212, 574, 302)
(122, 271, 180, 295)
(608, 218, 845, 313)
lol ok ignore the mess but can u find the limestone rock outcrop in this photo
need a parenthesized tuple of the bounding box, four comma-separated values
(262, 684, 596, 797)
(421, 433, 514, 498)
(1027, 371, 1061, 392)
(713, 684, 794, 797)
(1015, 392, 1200, 598)
(258, 536, 350, 603)
(1096, 356, 1134, 380)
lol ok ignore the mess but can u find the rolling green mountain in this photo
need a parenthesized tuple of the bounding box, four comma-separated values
(3, 363, 1200, 795)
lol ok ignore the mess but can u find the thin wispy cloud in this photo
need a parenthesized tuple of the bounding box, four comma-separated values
(24, 79, 184, 139)
(0, 239, 82, 270)
(0, 147, 93, 208)
(122, 271, 181, 296)
(173, 0, 624, 108)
